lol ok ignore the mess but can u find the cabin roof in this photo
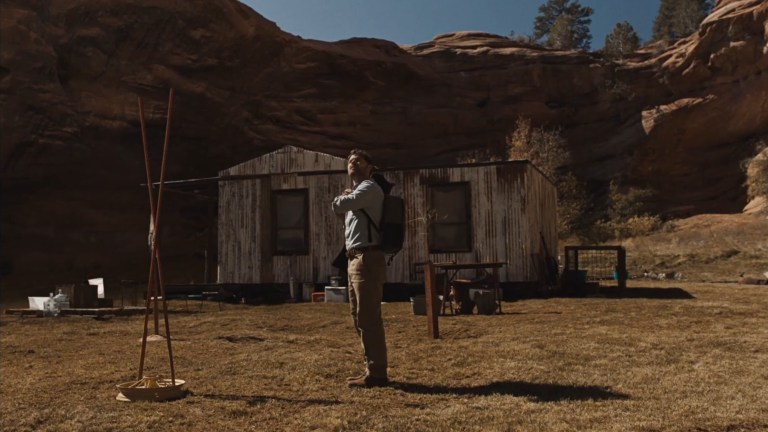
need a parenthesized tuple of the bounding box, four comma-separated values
(149, 145, 553, 190)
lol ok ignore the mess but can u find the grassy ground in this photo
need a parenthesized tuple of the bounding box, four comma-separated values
(2, 281, 767, 432)
(620, 213, 768, 282)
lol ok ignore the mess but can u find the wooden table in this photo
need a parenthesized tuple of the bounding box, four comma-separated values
(422, 261, 506, 339)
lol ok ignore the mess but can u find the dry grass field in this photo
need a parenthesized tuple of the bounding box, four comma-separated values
(2, 280, 767, 432)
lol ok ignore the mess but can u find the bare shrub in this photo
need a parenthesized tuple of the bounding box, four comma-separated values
(556, 173, 589, 235)
(584, 215, 661, 242)
(601, 181, 661, 240)
(506, 117, 568, 178)
(506, 117, 589, 237)
(607, 180, 655, 222)
(618, 215, 663, 238)
(455, 148, 501, 164)
(749, 157, 768, 198)
(743, 140, 768, 200)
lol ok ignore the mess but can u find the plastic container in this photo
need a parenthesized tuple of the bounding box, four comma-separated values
(471, 289, 496, 315)
(53, 289, 70, 310)
(324, 286, 348, 303)
(289, 277, 297, 301)
(43, 293, 60, 317)
(302, 283, 314, 302)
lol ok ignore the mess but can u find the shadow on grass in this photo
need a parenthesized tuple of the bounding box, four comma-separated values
(394, 380, 630, 402)
(195, 392, 342, 407)
(604, 287, 695, 299)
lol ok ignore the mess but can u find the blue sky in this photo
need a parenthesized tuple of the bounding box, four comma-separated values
(240, 0, 661, 49)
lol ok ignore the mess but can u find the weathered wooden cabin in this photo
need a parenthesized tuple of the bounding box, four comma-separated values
(218, 145, 557, 289)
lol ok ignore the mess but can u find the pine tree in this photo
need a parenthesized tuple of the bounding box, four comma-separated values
(603, 21, 641, 60)
(533, 0, 594, 50)
(652, 0, 714, 42)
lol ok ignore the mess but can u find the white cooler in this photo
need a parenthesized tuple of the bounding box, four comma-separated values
(324, 286, 348, 303)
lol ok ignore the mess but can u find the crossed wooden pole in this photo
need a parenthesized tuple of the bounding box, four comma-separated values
(136, 89, 176, 383)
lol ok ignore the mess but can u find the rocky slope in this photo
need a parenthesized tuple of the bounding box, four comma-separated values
(1, 0, 766, 293)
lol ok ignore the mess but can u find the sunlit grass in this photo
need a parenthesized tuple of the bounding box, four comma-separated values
(2, 281, 767, 431)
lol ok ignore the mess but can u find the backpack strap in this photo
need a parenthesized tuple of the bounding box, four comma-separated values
(360, 209, 380, 232)
(361, 209, 395, 265)
(361, 209, 379, 245)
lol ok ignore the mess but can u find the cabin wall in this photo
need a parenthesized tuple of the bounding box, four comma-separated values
(218, 152, 557, 285)
(391, 163, 555, 284)
(218, 172, 348, 284)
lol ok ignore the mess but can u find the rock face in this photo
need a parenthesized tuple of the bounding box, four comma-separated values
(1, 0, 767, 292)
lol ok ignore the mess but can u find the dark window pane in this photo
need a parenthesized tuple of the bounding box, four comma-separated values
(276, 228, 306, 251)
(275, 194, 306, 228)
(428, 183, 472, 252)
(432, 187, 468, 223)
(431, 224, 470, 251)
(272, 189, 308, 255)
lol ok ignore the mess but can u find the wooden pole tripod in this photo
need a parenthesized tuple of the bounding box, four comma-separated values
(136, 89, 176, 384)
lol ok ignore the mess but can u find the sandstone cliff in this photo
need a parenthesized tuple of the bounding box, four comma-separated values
(1, 0, 766, 292)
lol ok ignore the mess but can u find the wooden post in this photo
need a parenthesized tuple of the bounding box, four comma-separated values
(424, 261, 439, 339)
(617, 247, 627, 291)
(492, 267, 502, 314)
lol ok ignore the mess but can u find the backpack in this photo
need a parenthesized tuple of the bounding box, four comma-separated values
(361, 178, 405, 264)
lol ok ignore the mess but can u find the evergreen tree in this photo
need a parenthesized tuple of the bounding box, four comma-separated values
(548, 15, 577, 49)
(533, 0, 594, 50)
(603, 21, 641, 60)
(652, 0, 714, 41)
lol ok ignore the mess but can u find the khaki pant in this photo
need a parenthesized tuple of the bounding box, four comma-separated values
(347, 249, 388, 378)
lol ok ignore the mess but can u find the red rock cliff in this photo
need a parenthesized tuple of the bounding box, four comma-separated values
(1, 0, 766, 291)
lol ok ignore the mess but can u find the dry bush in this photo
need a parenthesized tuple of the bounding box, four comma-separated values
(506, 117, 590, 237)
(588, 181, 661, 241)
(743, 141, 768, 200)
(607, 181, 654, 222)
(555, 173, 589, 235)
(590, 215, 663, 242)
(506, 117, 568, 178)
(621, 214, 662, 237)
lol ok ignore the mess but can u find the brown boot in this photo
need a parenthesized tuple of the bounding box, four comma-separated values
(347, 375, 389, 388)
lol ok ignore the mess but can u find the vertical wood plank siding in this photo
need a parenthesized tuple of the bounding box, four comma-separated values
(218, 146, 347, 284)
(218, 147, 557, 285)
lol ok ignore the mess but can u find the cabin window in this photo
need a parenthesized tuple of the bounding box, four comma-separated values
(272, 189, 309, 255)
(428, 183, 472, 252)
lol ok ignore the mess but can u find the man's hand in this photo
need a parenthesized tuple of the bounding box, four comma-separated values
(342, 188, 353, 196)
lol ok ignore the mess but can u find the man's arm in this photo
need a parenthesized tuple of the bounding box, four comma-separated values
(332, 180, 381, 214)
(334, 189, 353, 219)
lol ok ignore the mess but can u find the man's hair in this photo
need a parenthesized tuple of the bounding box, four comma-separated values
(347, 148, 374, 165)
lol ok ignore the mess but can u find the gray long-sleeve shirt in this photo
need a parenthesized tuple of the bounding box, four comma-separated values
(331, 179, 384, 250)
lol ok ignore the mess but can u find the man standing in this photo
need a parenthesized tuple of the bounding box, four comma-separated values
(331, 149, 389, 388)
